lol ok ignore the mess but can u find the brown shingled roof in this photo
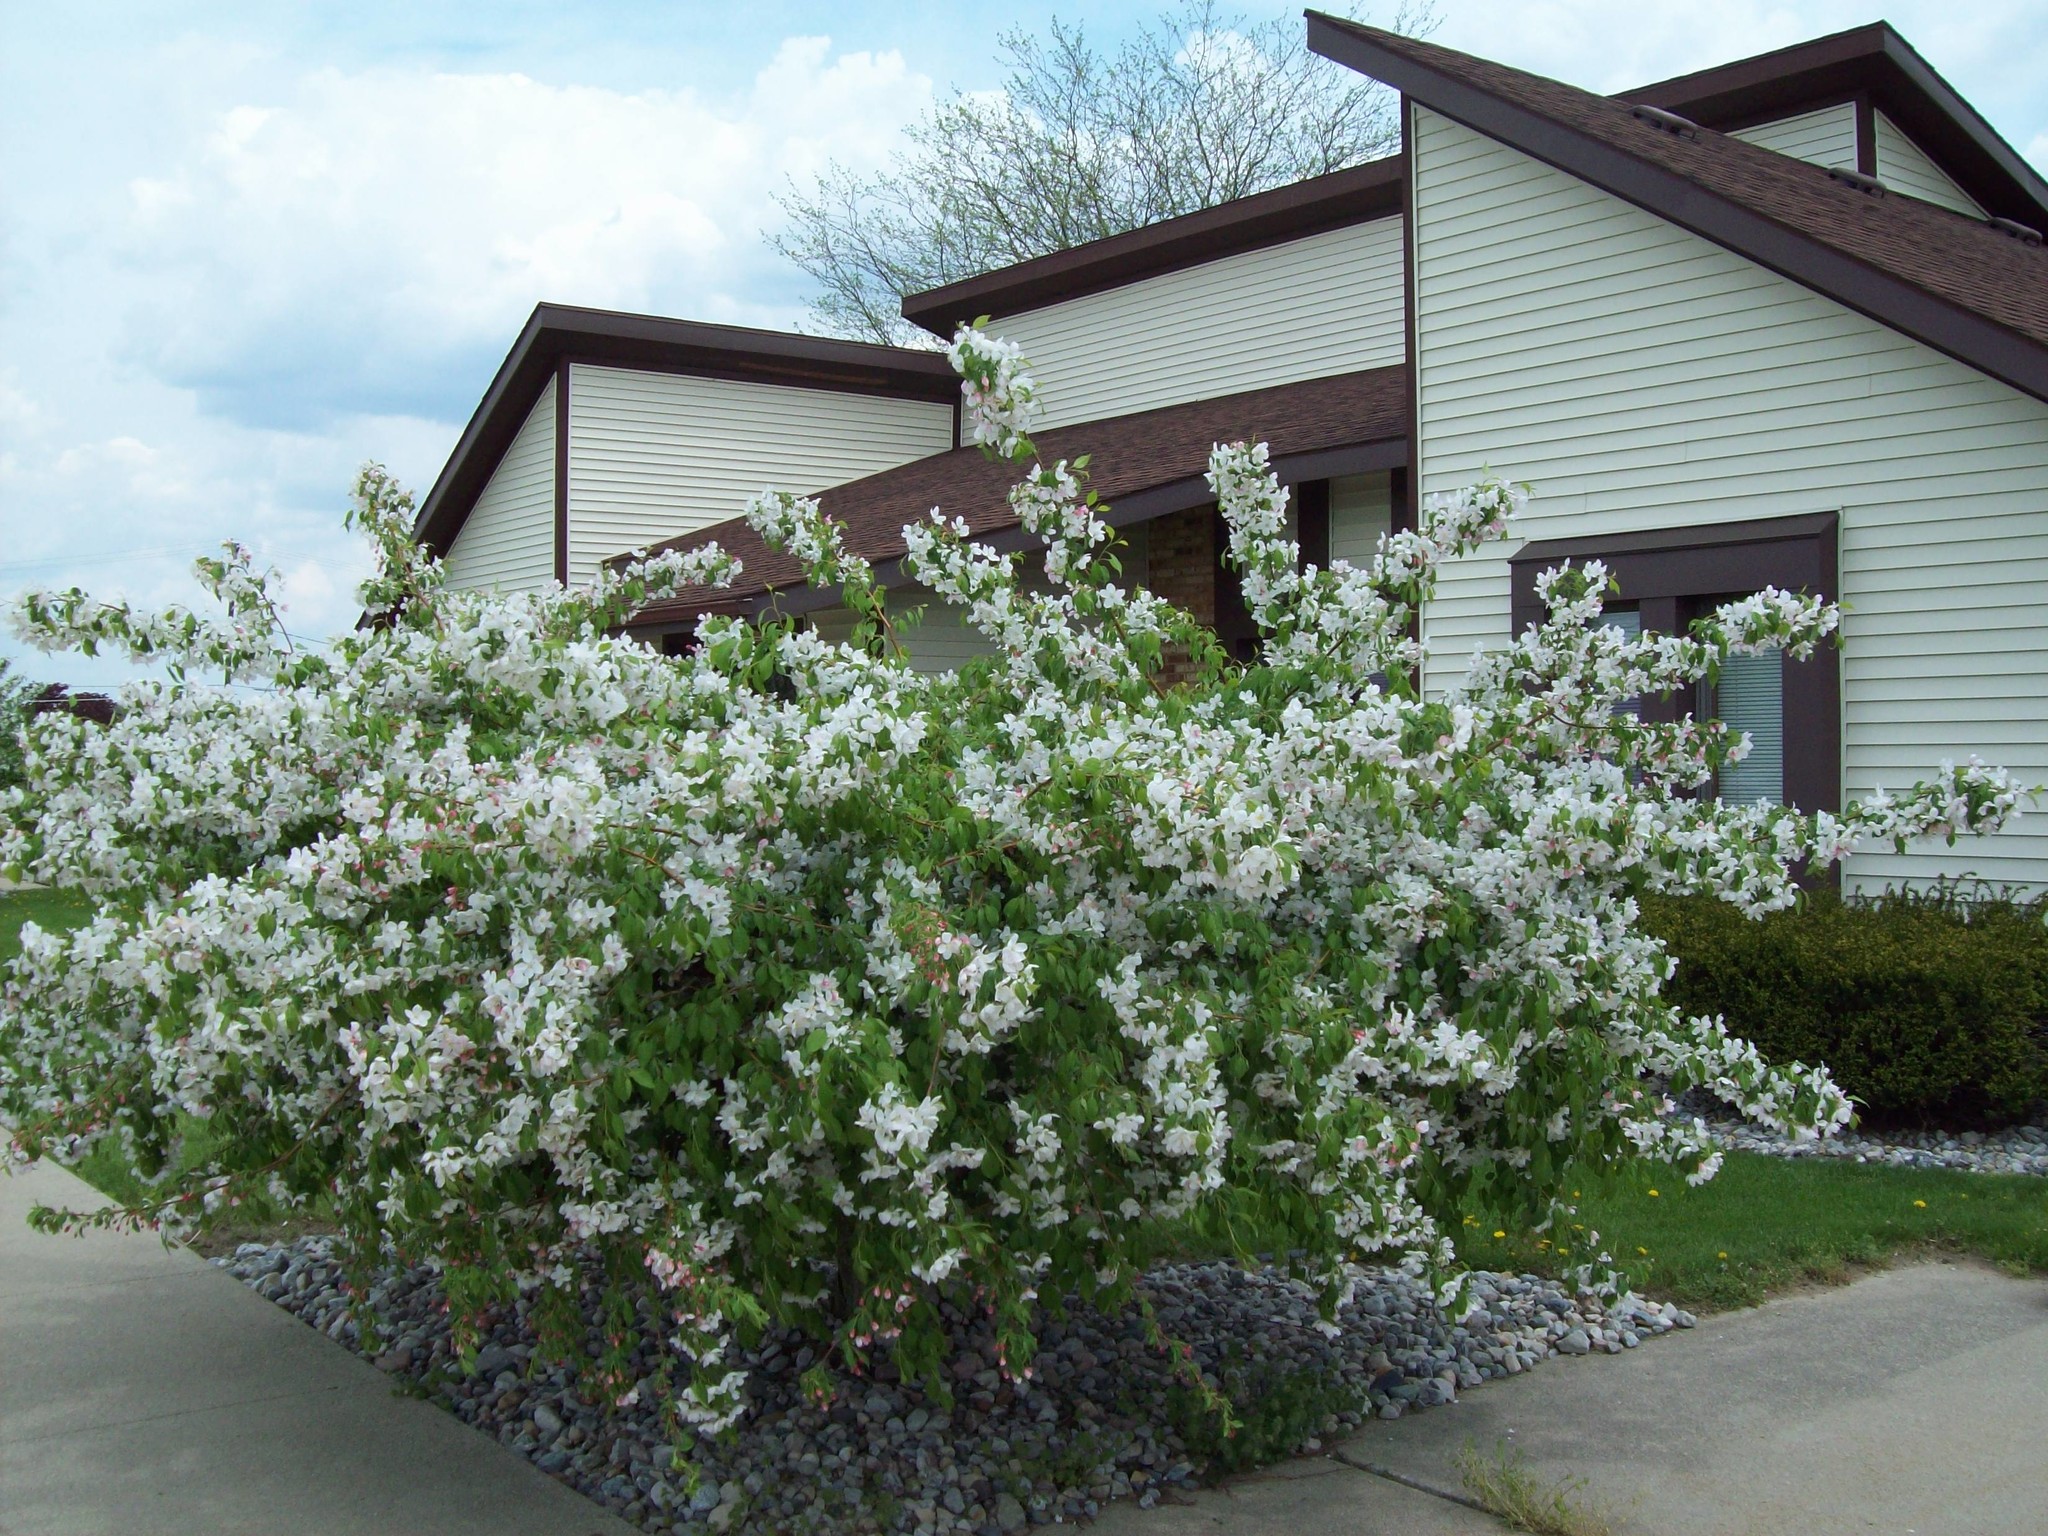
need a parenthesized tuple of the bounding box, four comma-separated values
(1632, 23, 2048, 228)
(625, 365, 1408, 629)
(1306, 14, 2048, 404)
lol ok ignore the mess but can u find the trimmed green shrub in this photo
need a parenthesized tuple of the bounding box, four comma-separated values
(1645, 887, 2048, 1129)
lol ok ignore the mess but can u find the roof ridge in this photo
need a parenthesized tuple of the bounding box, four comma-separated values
(1306, 12, 2048, 405)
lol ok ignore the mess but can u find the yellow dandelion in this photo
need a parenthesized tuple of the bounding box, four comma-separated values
(1647, 1188, 1660, 1198)
(1493, 1229, 1507, 1239)
(1914, 1199, 1927, 1209)
(1717, 1251, 1728, 1260)
(1635, 1246, 1648, 1256)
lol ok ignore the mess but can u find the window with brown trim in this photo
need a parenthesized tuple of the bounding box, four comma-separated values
(1509, 512, 1840, 815)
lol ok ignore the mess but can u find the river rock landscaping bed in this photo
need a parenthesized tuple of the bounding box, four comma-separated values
(215, 1239, 1692, 1534)
(1678, 1093, 2048, 1177)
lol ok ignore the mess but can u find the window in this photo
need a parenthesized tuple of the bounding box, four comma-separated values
(1709, 651, 1784, 806)
(1597, 605, 1642, 718)
(1508, 512, 1839, 815)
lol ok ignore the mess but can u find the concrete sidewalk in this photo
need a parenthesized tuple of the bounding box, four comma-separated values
(1099, 1259, 2048, 1536)
(7, 1155, 2044, 1536)
(0, 1159, 635, 1536)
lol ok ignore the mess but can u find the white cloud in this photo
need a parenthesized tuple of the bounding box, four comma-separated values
(114, 37, 933, 430)
(1431, 0, 2047, 108)
(1, 32, 932, 687)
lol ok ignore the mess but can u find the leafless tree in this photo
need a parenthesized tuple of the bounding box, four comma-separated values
(771, 3, 1436, 345)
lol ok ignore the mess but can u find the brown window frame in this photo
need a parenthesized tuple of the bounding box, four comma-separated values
(1508, 511, 1840, 815)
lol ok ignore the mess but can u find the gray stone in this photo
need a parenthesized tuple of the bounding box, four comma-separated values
(474, 1343, 515, 1379)
(1557, 1327, 1592, 1355)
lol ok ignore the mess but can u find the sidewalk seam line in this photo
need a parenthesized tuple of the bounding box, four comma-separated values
(1327, 1446, 1497, 1516)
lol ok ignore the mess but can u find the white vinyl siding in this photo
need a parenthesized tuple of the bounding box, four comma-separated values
(443, 377, 556, 594)
(1408, 105, 2048, 893)
(1873, 111, 1985, 217)
(565, 365, 954, 586)
(1729, 103, 1858, 169)
(809, 587, 1000, 675)
(985, 219, 1406, 432)
(1328, 472, 1393, 565)
(807, 525, 1151, 675)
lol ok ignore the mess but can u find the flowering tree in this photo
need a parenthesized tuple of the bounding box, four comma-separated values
(0, 327, 2024, 1434)
(0, 659, 38, 789)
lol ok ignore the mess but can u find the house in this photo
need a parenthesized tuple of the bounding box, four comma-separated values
(412, 20, 2048, 894)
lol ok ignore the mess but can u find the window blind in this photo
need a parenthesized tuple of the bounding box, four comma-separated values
(1717, 653, 1784, 806)
(1599, 608, 1641, 718)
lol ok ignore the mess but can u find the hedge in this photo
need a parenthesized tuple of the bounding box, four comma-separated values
(1644, 886, 2048, 1129)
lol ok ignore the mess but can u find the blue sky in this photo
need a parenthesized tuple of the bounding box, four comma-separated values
(4, 2, 2045, 686)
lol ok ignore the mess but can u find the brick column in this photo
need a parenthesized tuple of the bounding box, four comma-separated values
(1146, 505, 1218, 686)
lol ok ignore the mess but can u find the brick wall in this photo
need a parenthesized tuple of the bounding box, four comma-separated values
(1145, 505, 1217, 685)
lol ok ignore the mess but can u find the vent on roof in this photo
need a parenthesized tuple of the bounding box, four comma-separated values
(1629, 104, 1699, 139)
(1987, 215, 2045, 246)
(1827, 167, 1888, 197)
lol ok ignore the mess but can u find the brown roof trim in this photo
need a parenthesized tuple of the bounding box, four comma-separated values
(1630, 24, 2048, 227)
(901, 21, 2046, 341)
(899, 157, 1405, 338)
(1306, 14, 2048, 408)
(696, 436, 1413, 628)
(624, 366, 1410, 630)
(412, 304, 958, 559)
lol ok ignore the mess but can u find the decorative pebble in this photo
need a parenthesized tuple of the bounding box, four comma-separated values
(215, 1238, 1681, 1535)
(1672, 1092, 2048, 1177)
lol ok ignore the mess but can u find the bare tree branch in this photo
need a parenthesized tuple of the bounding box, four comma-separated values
(770, 3, 1438, 345)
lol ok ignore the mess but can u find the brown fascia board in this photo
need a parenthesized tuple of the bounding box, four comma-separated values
(755, 436, 1410, 622)
(1305, 14, 2048, 409)
(633, 433, 1409, 631)
(1628, 22, 2048, 228)
(898, 157, 1405, 338)
(411, 303, 958, 558)
(901, 21, 2041, 342)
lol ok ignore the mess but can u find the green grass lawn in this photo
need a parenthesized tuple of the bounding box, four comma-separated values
(0, 885, 90, 967)
(1458, 1149, 2048, 1312)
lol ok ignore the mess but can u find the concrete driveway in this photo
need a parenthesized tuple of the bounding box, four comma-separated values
(1096, 1259, 2048, 1536)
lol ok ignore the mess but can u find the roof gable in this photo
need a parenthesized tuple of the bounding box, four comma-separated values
(1306, 13, 2048, 407)
(413, 305, 957, 559)
(1630, 23, 2048, 227)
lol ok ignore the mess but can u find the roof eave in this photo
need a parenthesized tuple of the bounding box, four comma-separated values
(899, 158, 1405, 337)
(625, 430, 1409, 629)
(1630, 22, 2048, 228)
(1305, 13, 2048, 410)
(412, 305, 960, 559)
